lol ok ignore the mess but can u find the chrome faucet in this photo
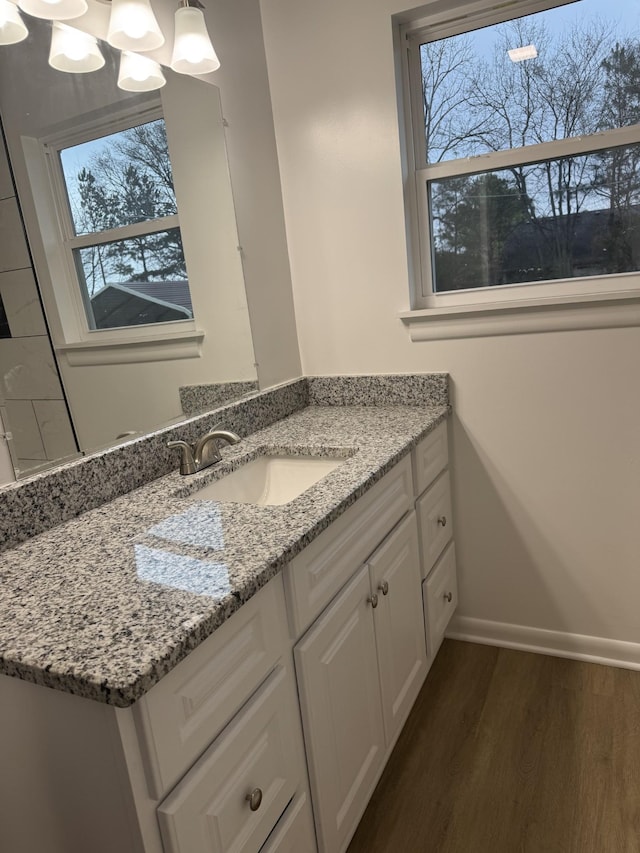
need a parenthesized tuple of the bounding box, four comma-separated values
(168, 428, 241, 475)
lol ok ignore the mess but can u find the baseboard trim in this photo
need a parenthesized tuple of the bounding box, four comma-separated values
(446, 616, 640, 671)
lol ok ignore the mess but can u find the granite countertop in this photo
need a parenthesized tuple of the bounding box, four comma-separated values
(0, 404, 448, 707)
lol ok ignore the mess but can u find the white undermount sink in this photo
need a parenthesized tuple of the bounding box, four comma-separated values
(189, 454, 344, 506)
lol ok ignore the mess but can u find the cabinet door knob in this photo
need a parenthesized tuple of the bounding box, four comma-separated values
(444, 591, 453, 603)
(367, 593, 379, 609)
(437, 515, 447, 527)
(246, 788, 263, 811)
(378, 581, 389, 596)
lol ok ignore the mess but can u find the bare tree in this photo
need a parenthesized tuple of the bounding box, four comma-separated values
(459, 18, 612, 278)
(420, 35, 486, 162)
(84, 120, 177, 222)
(113, 121, 175, 197)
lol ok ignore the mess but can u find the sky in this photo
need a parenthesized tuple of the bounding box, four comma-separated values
(457, 0, 640, 55)
(421, 0, 640, 163)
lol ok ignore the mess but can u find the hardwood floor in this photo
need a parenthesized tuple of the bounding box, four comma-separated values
(347, 640, 640, 853)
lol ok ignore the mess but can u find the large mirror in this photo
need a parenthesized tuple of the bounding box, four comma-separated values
(0, 5, 257, 479)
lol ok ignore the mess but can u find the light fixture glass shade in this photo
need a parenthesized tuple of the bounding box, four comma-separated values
(118, 51, 166, 91)
(170, 6, 219, 75)
(17, 0, 87, 22)
(0, 0, 28, 44)
(107, 0, 164, 52)
(49, 22, 105, 73)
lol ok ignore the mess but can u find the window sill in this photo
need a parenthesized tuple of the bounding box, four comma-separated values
(56, 329, 205, 366)
(399, 291, 640, 341)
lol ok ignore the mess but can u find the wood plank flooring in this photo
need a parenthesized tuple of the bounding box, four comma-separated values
(347, 640, 640, 853)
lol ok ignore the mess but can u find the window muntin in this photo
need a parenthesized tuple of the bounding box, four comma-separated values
(50, 115, 192, 332)
(405, 0, 640, 308)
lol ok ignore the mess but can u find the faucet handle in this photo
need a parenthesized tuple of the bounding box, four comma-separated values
(193, 429, 241, 467)
(167, 440, 197, 476)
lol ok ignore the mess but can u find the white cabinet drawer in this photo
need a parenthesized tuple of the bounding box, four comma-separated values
(412, 421, 448, 497)
(423, 541, 457, 660)
(284, 456, 413, 637)
(260, 791, 317, 853)
(157, 664, 300, 853)
(416, 469, 453, 578)
(133, 576, 288, 798)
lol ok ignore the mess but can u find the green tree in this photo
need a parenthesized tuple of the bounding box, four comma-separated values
(70, 120, 185, 295)
(591, 42, 640, 272)
(432, 174, 527, 290)
(75, 166, 120, 294)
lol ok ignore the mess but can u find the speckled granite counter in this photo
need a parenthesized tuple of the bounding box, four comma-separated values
(0, 403, 449, 707)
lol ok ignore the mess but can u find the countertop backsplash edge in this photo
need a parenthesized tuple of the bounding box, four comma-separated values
(0, 377, 310, 552)
(0, 373, 449, 552)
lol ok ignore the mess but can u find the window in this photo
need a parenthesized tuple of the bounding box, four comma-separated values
(400, 0, 640, 335)
(46, 109, 193, 332)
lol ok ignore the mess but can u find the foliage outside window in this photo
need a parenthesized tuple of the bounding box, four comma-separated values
(51, 115, 192, 331)
(403, 0, 640, 309)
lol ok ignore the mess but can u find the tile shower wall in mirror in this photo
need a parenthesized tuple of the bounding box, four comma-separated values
(0, 8, 257, 479)
(0, 130, 78, 477)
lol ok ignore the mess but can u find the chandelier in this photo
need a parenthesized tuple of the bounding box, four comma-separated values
(0, 0, 220, 91)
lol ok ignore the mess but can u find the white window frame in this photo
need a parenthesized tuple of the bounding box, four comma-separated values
(26, 101, 202, 361)
(398, 0, 640, 339)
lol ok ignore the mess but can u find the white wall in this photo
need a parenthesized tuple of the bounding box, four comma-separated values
(209, 0, 302, 390)
(260, 0, 640, 656)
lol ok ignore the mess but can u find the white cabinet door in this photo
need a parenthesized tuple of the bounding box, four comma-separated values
(369, 513, 428, 747)
(294, 565, 385, 853)
(285, 456, 413, 637)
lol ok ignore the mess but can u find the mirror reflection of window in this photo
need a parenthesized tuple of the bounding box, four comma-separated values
(54, 117, 193, 331)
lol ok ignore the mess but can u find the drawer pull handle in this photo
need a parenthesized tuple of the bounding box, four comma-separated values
(367, 593, 379, 609)
(444, 591, 453, 603)
(437, 515, 447, 527)
(246, 788, 263, 811)
(378, 581, 389, 596)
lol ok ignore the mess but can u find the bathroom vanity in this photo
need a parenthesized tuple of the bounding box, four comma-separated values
(0, 380, 456, 853)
